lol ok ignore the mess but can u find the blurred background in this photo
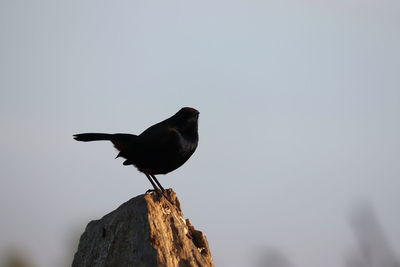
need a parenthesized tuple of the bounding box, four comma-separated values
(0, 0, 399, 266)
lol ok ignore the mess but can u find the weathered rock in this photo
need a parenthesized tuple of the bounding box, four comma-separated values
(72, 189, 214, 267)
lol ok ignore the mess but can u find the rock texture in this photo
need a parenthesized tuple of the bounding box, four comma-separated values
(72, 189, 214, 267)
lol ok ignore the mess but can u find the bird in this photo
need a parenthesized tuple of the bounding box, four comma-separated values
(73, 107, 199, 193)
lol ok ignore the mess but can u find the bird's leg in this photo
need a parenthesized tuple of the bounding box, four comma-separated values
(150, 174, 165, 192)
(149, 174, 175, 205)
(145, 173, 161, 193)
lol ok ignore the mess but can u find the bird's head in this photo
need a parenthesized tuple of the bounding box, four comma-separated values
(173, 107, 199, 135)
(177, 107, 199, 118)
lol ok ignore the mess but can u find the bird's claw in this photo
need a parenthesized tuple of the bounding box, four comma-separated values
(145, 189, 155, 194)
(145, 189, 163, 195)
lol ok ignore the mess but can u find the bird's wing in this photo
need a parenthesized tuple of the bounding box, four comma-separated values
(120, 125, 180, 166)
(139, 124, 180, 152)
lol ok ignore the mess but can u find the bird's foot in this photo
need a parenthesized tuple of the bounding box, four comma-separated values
(145, 188, 163, 195)
(145, 189, 156, 194)
(145, 189, 173, 205)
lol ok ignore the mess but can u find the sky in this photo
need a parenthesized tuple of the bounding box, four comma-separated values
(0, 0, 399, 266)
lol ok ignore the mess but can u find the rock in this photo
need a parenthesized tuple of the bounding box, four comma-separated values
(72, 189, 214, 267)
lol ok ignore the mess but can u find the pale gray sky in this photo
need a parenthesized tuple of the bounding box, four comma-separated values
(0, 1, 399, 266)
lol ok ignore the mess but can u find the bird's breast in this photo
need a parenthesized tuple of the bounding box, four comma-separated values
(177, 134, 198, 156)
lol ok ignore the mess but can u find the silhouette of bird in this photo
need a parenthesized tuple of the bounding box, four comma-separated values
(73, 107, 199, 192)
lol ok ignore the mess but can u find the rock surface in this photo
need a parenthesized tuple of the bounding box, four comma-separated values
(72, 189, 214, 267)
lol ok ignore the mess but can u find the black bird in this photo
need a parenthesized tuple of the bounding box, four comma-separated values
(73, 107, 199, 192)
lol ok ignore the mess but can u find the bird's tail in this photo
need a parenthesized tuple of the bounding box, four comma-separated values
(73, 133, 112, 142)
